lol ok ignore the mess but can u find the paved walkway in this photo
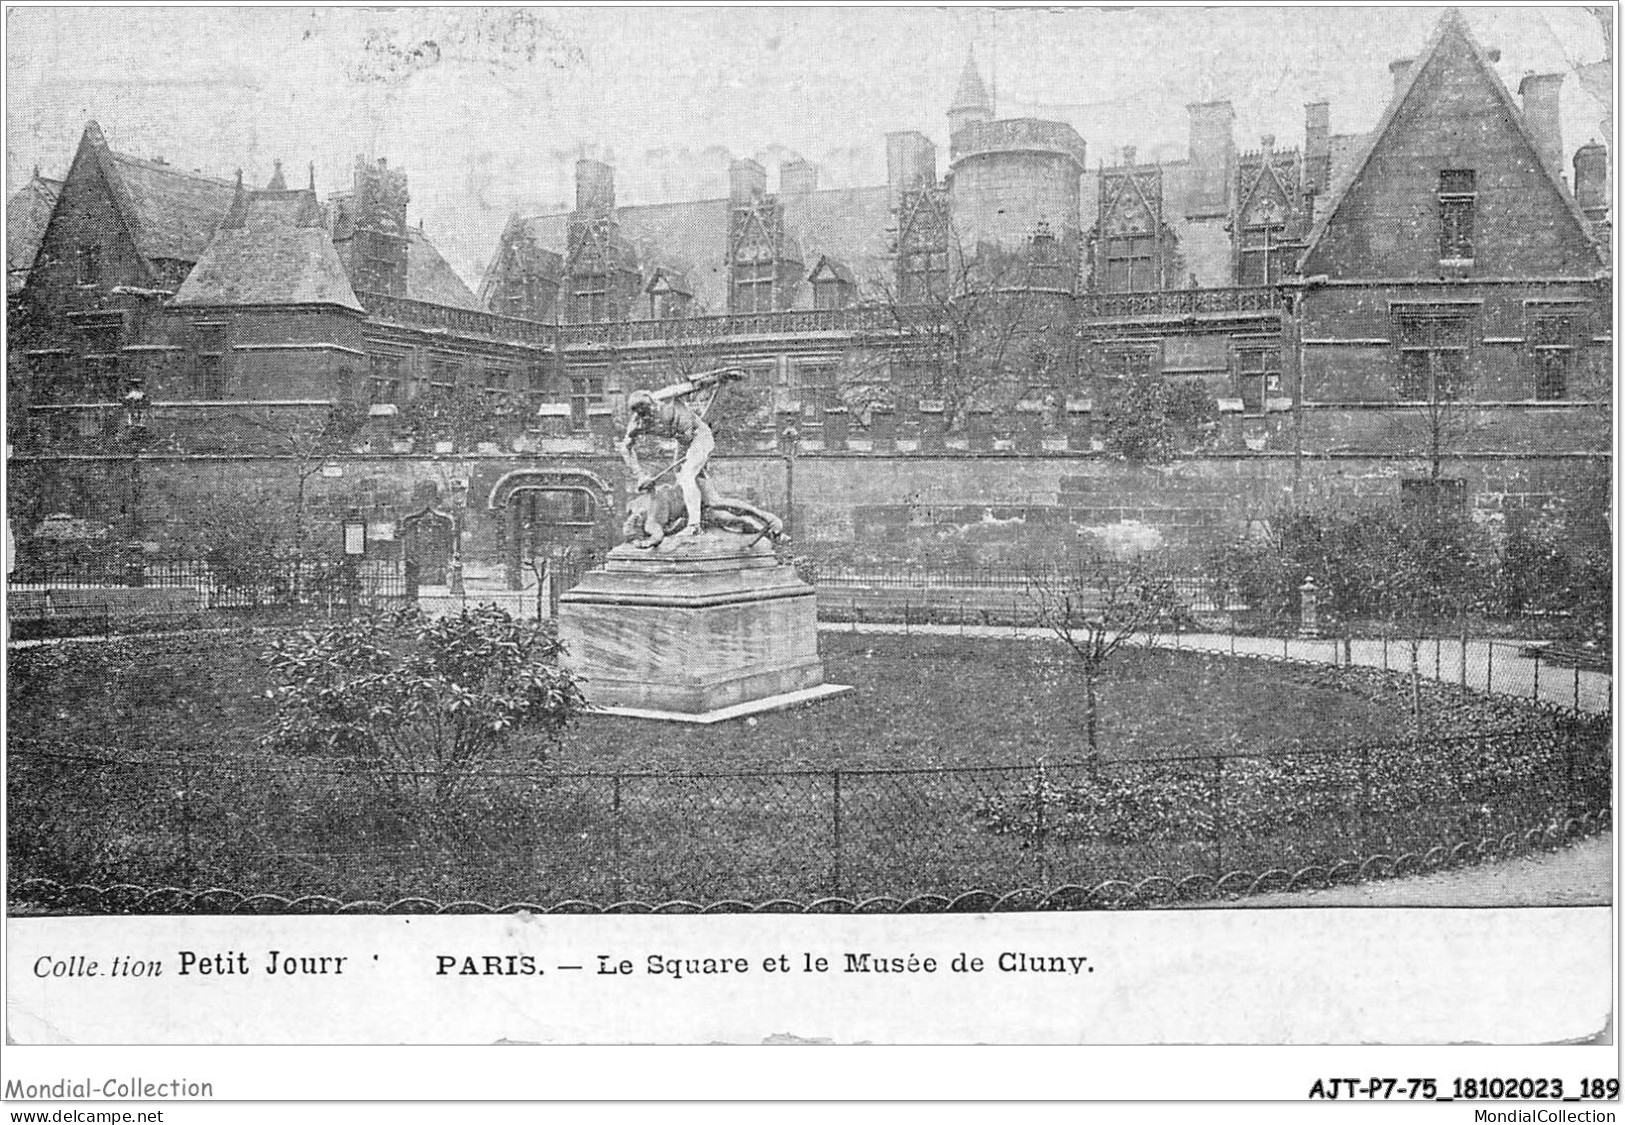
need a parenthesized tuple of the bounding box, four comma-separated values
(817, 620, 1613, 715)
(1229, 831, 1613, 908)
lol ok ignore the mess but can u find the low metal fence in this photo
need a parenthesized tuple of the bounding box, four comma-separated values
(7, 719, 1609, 912)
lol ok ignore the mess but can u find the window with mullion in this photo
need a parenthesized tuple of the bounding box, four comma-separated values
(1239, 226, 1286, 286)
(1396, 316, 1468, 401)
(1237, 346, 1281, 414)
(733, 260, 775, 313)
(1104, 235, 1156, 293)
(569, 372, 605, 431)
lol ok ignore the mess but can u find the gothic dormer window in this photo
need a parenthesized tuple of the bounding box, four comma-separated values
(727, 192, 802, 313)
(895, 186, 949, 301)
(1235, 149, 1304, 285)
(1098, 169, 1163, 293)
(809, 256, 855, 310)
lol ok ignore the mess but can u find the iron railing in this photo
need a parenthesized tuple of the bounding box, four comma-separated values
(7, 720, 1609, 911)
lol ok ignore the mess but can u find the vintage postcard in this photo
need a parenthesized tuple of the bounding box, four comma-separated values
(2, 2, 1616, 1108)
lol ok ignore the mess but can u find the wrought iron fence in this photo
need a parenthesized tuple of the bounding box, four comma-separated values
(7, 719, 1609, 912)
(7, 557, 412, 639)
(798, 559, 1242, 612)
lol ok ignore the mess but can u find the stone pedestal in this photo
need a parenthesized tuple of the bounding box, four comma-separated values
(557, 531, 848, 722)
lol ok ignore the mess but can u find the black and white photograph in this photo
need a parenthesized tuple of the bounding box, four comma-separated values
(2, 1, 1617, 1110)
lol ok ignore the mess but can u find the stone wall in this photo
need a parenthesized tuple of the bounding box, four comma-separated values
(11, 444, 1609, 580)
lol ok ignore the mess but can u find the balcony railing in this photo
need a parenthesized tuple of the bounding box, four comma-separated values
(1080, 287, 1282, 320)
(357, 291, 559, 348)
(556, 304, 907, 348)
(358, 287, 1282, 351)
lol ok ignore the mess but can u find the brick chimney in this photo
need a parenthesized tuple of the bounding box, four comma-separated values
(1186, 100, 1235, 217)
(1518, 72, 1564, 176)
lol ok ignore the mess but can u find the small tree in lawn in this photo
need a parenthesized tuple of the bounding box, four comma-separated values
(1027, 551, 1179, 755)
(243, 402, 369, 598)
(263, 605, 587, 817)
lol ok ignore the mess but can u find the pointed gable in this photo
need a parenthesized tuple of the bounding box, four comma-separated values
(1300, 9, 1603, 279)
(1239, 162, 1292, 229)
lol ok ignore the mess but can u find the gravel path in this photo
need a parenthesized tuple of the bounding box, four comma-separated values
(1214, 831, 1613, 908)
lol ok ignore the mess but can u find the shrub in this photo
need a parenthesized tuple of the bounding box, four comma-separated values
(263, 605, 588, 810)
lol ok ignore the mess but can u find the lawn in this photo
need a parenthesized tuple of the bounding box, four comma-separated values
(10, 630, 1422, 768)
(8, 626, 1600, 909)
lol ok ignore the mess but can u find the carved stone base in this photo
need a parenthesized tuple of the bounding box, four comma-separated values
(557, 531, 840, 717)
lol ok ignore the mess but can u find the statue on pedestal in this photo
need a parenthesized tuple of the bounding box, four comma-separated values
(617, 368, 784, 550)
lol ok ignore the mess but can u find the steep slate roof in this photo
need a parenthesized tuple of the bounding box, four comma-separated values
(489, 182, 893, 315)
(103, 147, 236, 264)
(171, 186, 362, 311)
(1298, 8, 1606, 274)
(406, 227, 482, 309)
(6, 171, 63, 290)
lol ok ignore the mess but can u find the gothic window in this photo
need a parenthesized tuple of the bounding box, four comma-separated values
(569, 371, 605, 431)
(901, 249, 948, 302)
(794, 362, 837, 418)
(1528, 314, 1576, 401)
(574, 272, 609, 323)
(896, 189, 949, 302)
(369, 354, 403, 404)
(1238, 226, 1289, 286)
(1438, 170, 1476, 262)
(1237, 345, 1282, 414)
(1396, 315, 1470, 401)
(1104, 236, 1156, 292)
(1099, 174, 1161, 293)
(733, 259, 775, 313)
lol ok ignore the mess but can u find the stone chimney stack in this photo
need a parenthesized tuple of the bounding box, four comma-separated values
(1304, 101, 1331, 195)
(729, 158, 767, 203)
(574, 158, 615, 215)
(780, 159, 818, 195)
(1574, 140, 1610, 224)
(1186, 100, 1235, 217)
(1518, 72, 1565, 176)
(886, 131, 938, 210)
(1389, 58, 1415, 97)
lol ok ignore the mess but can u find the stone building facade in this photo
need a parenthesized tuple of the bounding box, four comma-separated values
(7, 10, 1612, 581)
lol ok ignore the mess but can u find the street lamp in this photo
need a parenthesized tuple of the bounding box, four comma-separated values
(780, 424, 799, 545)
(122, 378, 148, 586)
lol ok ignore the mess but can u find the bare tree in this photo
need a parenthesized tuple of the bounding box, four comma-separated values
(846, 225, 1069, 429)
(241, 402, 368, 596)
(1027, 553, 1179, 755)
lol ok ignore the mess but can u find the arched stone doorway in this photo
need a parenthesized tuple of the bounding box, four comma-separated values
(487, 469, 615, 591)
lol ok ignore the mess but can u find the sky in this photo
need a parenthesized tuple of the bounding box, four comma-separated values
(4, 5, 1612, 291)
